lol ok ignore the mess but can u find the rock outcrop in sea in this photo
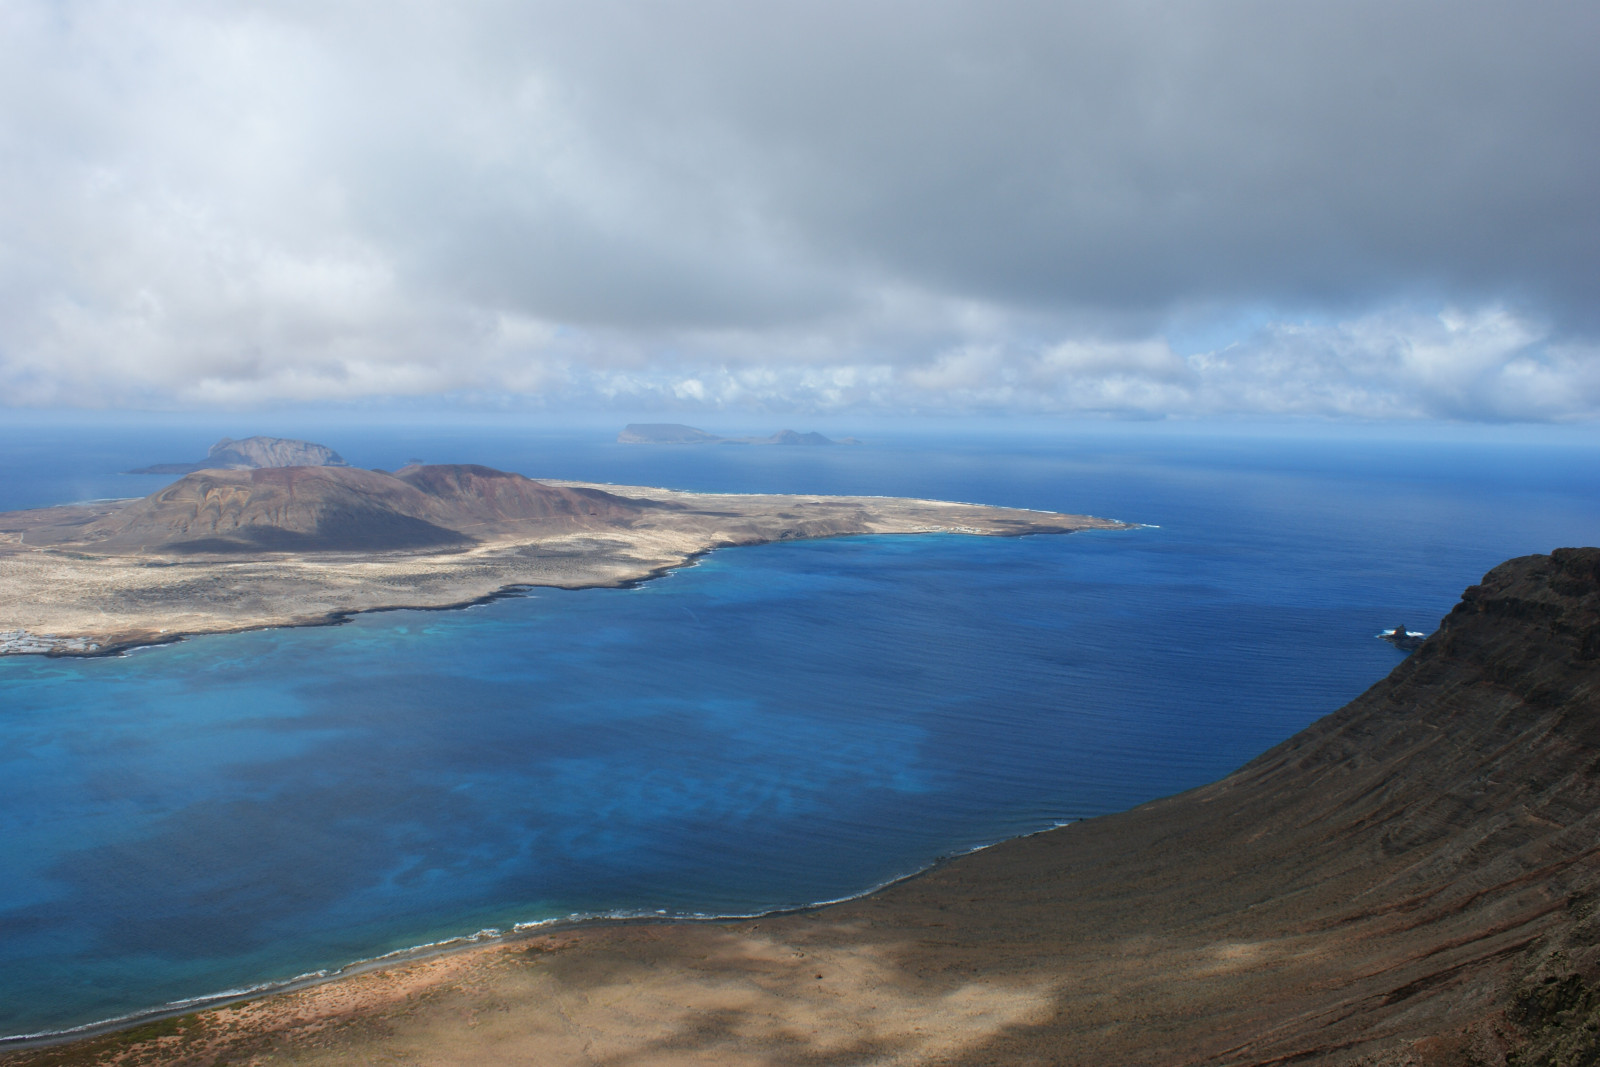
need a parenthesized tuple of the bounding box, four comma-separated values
(1379, 623, 1427, 651)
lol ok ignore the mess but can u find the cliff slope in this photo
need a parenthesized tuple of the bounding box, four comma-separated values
(824, 546, 1600, 1064)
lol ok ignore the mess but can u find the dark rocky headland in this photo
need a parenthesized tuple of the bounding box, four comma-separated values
(7, 549, 1600, 1065)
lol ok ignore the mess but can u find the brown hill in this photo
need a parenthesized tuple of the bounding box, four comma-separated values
(391, 463, 649, 531)
(24, 464, 648, 554)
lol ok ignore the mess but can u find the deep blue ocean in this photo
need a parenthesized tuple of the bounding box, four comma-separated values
(1, 417, 1597, 1038)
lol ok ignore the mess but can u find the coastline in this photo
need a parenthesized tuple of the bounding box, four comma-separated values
(0, 480, 1132, 657)
(0, 545, 706, 661)
(0, 829, 1017, 1050)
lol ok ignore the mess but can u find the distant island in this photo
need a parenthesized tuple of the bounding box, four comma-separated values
(125, 435, 349, 475)
(0, 460, 1127, 654)
(618, 423, 862, 445)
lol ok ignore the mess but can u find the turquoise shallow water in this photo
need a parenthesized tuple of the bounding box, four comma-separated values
(1, 424, 1598, 1037)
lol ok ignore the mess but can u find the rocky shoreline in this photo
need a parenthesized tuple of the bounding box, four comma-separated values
(0, 629, 100, 655)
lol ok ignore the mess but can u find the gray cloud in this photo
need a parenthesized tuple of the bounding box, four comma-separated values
(1, 1, 1597, 416)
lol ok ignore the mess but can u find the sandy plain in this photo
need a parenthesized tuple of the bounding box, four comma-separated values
(0, 480, 1126, 654)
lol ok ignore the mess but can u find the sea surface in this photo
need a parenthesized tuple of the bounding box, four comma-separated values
(1, 419, 1598, 1038)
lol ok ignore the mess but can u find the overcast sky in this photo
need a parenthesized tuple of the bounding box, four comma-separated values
(2, 1, 1597, 419)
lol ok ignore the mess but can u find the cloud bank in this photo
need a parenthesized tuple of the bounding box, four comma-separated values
(2, 1, 1597, 418)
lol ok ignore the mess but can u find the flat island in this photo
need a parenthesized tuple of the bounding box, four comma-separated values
(0, 463, 1129, 654)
